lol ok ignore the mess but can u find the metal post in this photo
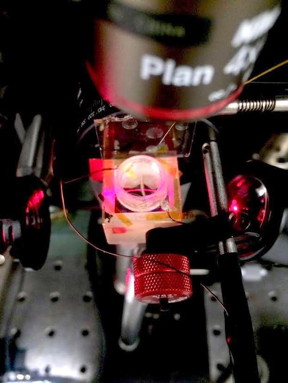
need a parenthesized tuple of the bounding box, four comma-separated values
(119, 270, 147, 351)
(117, 245, 148, 351)
(202, 129, 260, 383)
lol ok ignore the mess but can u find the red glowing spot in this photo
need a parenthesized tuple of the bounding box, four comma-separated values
(227, 336, 232, 344)
(229, 199, 240, 213)
(89, 159, 104, 181)
(112, 227, 127, 234)
(236, 178, 246, 188)
(26, 190, 45, 213)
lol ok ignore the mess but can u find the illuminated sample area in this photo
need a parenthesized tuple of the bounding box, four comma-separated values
(115, 155, 168, 212)
(88, 114, 192, 245)
(100, 155, 182, 244)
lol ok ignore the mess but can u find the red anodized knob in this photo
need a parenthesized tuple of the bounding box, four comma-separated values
(133, 253, 192, 304)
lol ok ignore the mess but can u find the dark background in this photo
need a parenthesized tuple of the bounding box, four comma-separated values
(1, 2, 288, 382)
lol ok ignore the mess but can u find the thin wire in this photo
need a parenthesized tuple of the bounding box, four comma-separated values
(200, 283, 229, 316)
(157, 122, 176, 146)
(244, 59, 288, 85)
(77, 123, 96, 145)
(60, 180, 133, 258)
(183, 120, 198, 159)
(61, 181, 195, 275)
(60, 181, 199, 274)
(60, 180, 229, 315)
(190, 120, 197, 147)
(62, 167, 117, 185)
(167, 211, 187, 225)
